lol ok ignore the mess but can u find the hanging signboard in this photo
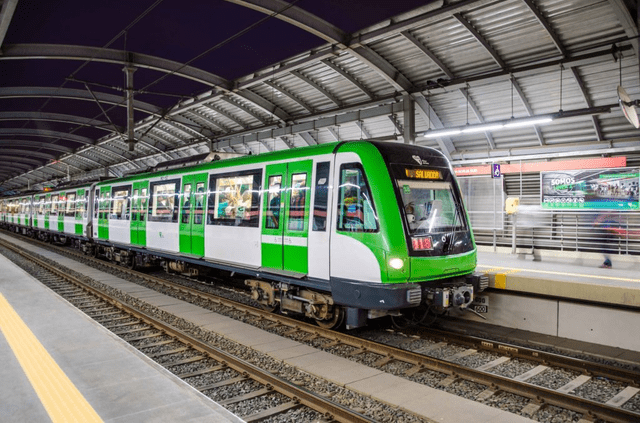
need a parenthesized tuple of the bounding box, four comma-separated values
(541, 168, 639, 210)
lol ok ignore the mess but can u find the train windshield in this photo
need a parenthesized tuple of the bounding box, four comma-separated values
(396, 178, 466, 235)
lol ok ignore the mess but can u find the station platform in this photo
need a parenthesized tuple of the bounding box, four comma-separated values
(477, 246, 640, 308)
(0, 233, 534, 423)
(0, 251, 242, 422)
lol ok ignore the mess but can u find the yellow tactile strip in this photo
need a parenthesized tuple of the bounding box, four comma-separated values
(0, 293, 103, 423)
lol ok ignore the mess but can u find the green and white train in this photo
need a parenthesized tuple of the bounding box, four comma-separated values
(0, 141, 486, 329)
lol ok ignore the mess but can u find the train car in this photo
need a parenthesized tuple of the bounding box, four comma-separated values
(88, 141, 485, 329)
(2, 194, 33, 235)
(31, 184, 92, 244)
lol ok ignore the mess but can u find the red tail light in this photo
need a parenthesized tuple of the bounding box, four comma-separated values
(412, 236, 433, 251)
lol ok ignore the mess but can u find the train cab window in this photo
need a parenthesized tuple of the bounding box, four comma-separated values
(313, 162, 330, 231)
(149, 179, 179, 223)
(265, 176, 282, 229)
(194, 182, 205, 225)
(181, 184, 192, 224)
(336, 164, 379, 232)
(111, 187, 131, 220)
(51, 195, 59, 216)
(65, 193, 76, 217)
(288, 174, 307, 231)
(207, 170, 262, 227)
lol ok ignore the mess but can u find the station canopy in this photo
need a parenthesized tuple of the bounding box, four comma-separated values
(0, 0, 638, 194)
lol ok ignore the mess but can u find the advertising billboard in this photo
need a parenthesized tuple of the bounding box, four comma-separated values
(541, 168, 639, 210)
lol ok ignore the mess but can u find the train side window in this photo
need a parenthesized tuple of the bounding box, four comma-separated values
(51, 195, 59, 216)
(313, 162, 330, 232)
(148, 179, 180, 223)
(336, 163, 379, 232)
(288, 173, 307, 231)
(194, 182, 205, 225)
(65, 193, 76, 217)
(181, 184, 192, 224)
(207, 170, 262, 227)
(37, 197, 45, 215)
(111, 186, 131, 220)
(99, 192, 110, 220)
(140, 188, 148, 221)
(131, 189, 139, 221)
(75, 192, 86, 218)
(265, 175, 282, 229)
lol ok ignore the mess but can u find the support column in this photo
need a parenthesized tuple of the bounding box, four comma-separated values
(403, 95, 415, 144)
(123, 66, 137, 151)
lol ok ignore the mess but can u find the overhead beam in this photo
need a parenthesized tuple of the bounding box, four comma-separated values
(458, 89, 496, 149)
(321, 59, 374, 99)
(511, 77, 546, 145)
(0, 156, 47, 167)
(0, 149, 58, 161)
(291, 70, 341, 106)
(571, 67, 604, 141)
(0, 128, 94, 145)
(521, 0, 567, 57)
(0, 140, 74, 153)
(219, 95, 270, 125)
(0, 44, 232, 90)
(0, 111, 123, 133)
(413, 94, 455, 160)
(348, 46, 414, 94)
(263, 80, 315, 113)
(0, 0, 18, 47)
(454, 13, 506, 70)
(608, 0, 639, 55)
(299, 131, 318, 146)
(234, 90, 291, 123)
(202, 104, 249, 129)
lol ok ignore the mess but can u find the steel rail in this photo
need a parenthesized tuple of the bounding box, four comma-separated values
(0, 238, 372, 423)
(3, 231, 640, 422)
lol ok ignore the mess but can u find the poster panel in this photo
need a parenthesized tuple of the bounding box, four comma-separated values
(541, 168, 639, 210)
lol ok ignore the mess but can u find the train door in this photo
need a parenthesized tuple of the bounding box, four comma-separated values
(75, 189, 85, 235)
(179, 173, 208, 256)
(131, 181, 149, 247)
(98, 186, 110, 240)
(261, 160, 312, 274)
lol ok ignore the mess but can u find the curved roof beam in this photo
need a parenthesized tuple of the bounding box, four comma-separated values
(0, 86, 163, 115)
(225, 0, 349, 46)
(0, 140, 74, 153)
(0, 149, 57, 161)
(1, 44, 232, 90)
(0, 162, 37, 172)
(0, 0, 18, 48)
(402, 30, 494, 149)
(453, 12, 545, 145)
(226, 0, 414, 94)
(0, 111, 122, 133)
(0, 128, 94, 146)
(0, 156, 47, 167)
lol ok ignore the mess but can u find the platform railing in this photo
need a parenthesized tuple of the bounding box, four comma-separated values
(471, 210, 640, 256)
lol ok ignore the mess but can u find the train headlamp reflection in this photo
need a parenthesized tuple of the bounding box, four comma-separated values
(388, 258, 404, 270)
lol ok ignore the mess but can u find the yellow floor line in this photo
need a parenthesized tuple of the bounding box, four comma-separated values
(477, 264, 640, 283)
(0, 293, 103, 423)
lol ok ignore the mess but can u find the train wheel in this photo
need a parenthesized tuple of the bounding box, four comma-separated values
(315, 306, 345, 330)
(258, 303, 279, 313)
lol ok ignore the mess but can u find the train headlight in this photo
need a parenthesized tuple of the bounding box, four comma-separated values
(389, 258, 404, 270)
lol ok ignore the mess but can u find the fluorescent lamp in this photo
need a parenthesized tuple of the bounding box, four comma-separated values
(423, 129, 462, 138)
(504, 117, 552, 128)
(461, 124, 504, 134)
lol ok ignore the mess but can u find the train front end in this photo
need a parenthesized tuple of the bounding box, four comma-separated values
(334, 142, 486, 328)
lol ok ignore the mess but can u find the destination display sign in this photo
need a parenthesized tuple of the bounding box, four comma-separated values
(541, 168, 639, 210)
(405, 169, 441, 180)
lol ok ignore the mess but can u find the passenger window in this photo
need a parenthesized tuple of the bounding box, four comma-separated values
(111, 186, 131, 220)
(51, 195, 59, 216)
(207, 170, 262, 227)
(337, 164, 379, 232)
(181, 184, 192, 224)
(66, 193, 76, 217)
(313, 162, 330, 232)
(288, 173, 307, 231)
(140, 188, 148, 222)
(149, 179, 180, 223)
(194, 182, 205, 225)
(94, 190, 99, 219)
(265, 176, 282, 229)
(131, 189, 139, 221)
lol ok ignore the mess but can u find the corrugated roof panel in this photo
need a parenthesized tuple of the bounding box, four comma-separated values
(335, 51, 398, 97)
(299, 60, 370, 107)
(542, 0, 627, 51)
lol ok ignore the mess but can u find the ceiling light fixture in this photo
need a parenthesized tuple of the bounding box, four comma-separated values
(420, 115, 554, 139)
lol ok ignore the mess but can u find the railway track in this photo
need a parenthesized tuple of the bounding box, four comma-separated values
(0, 238, 378, 423)
(2, 231, 640, 422)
